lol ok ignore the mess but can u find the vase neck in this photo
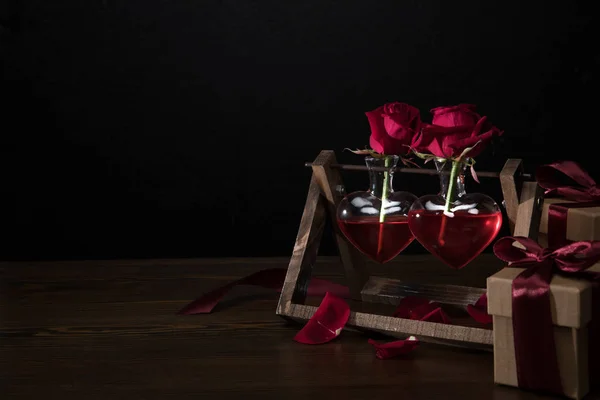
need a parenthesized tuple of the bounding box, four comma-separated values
(366, 156, 399, 199)
(435, 159, 468, 202)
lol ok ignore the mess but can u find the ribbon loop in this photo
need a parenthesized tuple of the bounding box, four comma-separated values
(551, 241, 600, 273)
(494, 236, 600, 274)
(493, 236, 546, 265)
(536, 161, 600, 202)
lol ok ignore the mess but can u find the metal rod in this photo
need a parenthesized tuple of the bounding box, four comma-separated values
(304, 162, 534, 180)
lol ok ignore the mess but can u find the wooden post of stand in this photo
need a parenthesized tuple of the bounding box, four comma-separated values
(310, 151, 368, 300)
(276, 151, 544, 349)
(277, 151, 367, 319)
(499, 159, 523, 234)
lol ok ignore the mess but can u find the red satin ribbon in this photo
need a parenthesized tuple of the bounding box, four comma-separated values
(547, 201, 600, 248)
(537, 161, 600, 201)
(494, 236, 600, 395)
(177, 268, 350, 315)
(591, 284, 600, 387)
(537, 161, 600, 248)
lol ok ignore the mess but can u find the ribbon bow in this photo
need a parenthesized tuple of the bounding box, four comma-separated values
(493, 236, 600, 395)
(536, 161, 600, 248)
(495, 236, 600, 274)
(536, 160, 600, 201)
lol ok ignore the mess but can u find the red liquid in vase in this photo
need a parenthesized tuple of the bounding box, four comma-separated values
(338, 215, 414, 264)
(407, 209, 503, 269)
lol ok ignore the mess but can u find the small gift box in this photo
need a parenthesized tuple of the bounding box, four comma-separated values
(487, 236, 600, 399)
(539, 198, 600, 246)
(537, 161, 600, 248)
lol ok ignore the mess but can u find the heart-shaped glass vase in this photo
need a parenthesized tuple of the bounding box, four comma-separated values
(337, 155, 417, 264)
(407, 159, 503, 269)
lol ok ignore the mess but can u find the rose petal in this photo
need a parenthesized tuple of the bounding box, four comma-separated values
(411, 302, 444, 321)
(393, 296, 452, 323)
(392, 296, 431, 319)
(293, 292, 350, 344)
(178, 269, 349, 315)
(467, 293, 493, 324)
(431, 104, 481, 127)
(420, 307, 452, 324)
(368, 336, 419, 359)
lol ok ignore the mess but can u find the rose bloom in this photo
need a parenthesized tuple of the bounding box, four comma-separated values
(366, 102, 422, 155)
(411, 104, 502, 159)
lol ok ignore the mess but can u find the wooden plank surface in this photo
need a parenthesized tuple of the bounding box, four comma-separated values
(1, 255, 595, 399)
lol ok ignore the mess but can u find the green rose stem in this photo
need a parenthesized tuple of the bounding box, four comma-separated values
(444, 159, 461, 213)
(379, 156, 392, 223)
(438, 158, 461, 247)
(377, 156, 392, 258)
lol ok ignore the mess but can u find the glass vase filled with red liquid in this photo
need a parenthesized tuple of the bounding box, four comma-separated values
(407, 159, 502, 269)
(337, 155, 417, 264)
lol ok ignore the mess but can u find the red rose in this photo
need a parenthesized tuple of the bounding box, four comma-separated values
(411, 119, 503, 159)
(411, 105, 503, 159)
(366, 102, 422, 155)
(430, 104, 481, 127)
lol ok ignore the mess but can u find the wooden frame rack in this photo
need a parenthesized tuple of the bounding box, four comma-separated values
(276, 150, 544, 349)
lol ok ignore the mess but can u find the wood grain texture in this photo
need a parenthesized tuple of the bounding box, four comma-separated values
(2, 256, 586, 400)
(277, 174, 327, 310)
(284, 302, 493, 347)
(361, 276, 487, 307)
(499, 159, 523, 234)
(513, 181, 544, 240)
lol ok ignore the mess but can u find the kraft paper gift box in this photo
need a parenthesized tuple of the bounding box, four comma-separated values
(538, 198, 600, 247)
(535, 160, 600, 248)
(487, 264, 600, 399)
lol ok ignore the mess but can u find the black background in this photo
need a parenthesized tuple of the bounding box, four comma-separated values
(1, 1, 598, 261)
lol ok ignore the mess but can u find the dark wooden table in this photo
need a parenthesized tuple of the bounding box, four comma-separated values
(0, 255, 590, 399)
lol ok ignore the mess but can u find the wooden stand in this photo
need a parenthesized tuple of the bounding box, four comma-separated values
(276, 150, 544, 349)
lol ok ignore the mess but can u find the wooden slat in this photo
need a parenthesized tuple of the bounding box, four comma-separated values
(513, 181, 544, 240)
(310, 150, 368, 300)
(499, 159, 523, 234)
(361, 276, 486, 307)
(277, 174, 327, 311)
(279, 303, 493, 348)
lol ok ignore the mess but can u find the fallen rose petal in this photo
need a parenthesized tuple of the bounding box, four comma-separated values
(393, 296, 451, 323)
(392, 296, 431, 319)
(420, 307, 452, 324)
(293, 292, 350, 344)
(409, 302, 443, 320)
(177, 268, 349, 315)
(368, 336, 419, 359)
(467, 293, 492, 324)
